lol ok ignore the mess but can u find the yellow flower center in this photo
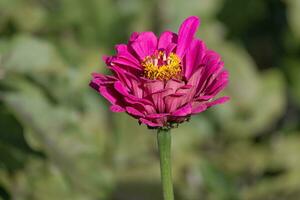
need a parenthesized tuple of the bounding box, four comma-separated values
(141, 51, 181, 80)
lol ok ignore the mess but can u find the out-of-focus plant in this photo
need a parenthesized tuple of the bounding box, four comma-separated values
(0, 0, 299, 200)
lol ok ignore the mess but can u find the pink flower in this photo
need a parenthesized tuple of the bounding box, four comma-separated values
(90, 16, 229, 129)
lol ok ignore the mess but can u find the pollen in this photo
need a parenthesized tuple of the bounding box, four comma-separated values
(142, 51, 182, 80)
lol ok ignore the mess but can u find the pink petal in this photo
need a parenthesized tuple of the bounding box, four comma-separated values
(151, 90, 172, 113)
(110, 65, 141, 92)
(114, 81, 129, 96)
(197, 51, 223, 93)
(114, 81, 153, 107)
(90, 73, 121, 105)
(91, 73, 117, 84)
(164, 94, 186, 113)
(139, 118, 163, 127)
(172, 103, 192, 117)
(144, 104, 156, 114)
(184, 39, 206, 79)
(146, 113, 168, 126)
(110, 105, 125, 112)
(158, 31, 177, 50)
(165, 79, 185, 93)
(99, 85, 119, 105)
(143, 80, 164, 96)
(165, 43, 177, 55)
(206, 96, 230, 108)
(196, 95, 214, 101)
(185, 68, 203, 99)
(131, 32, 158, 60)
(176, 16, 200, 58)
(146, 113, 169, 119)
(205, 71, 229, 96)
(187, 67, 202, 86)
(145, 84, 172, 113)
(129, 32, 139, 42)
(112, 44, 141, 70)
(191, 102, 207, 114)
(124, 96, 153, 107)
(126, 106, 145, 118)
(130, 79, 143, 98)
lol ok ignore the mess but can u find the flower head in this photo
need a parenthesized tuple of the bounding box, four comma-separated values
(90, 16, 229, 129)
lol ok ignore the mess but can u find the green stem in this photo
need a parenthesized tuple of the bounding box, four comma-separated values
(157, 129, 174, 200)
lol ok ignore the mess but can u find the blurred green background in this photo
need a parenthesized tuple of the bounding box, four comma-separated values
(0, 0, 300, 199)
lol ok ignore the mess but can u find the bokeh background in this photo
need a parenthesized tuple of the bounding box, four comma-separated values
(0, 0, 300, 199)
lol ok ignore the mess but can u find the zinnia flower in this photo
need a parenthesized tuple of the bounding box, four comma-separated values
(90, 16, 229, 129)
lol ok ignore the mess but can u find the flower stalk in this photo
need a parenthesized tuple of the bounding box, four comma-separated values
(157, 129, 174, 200)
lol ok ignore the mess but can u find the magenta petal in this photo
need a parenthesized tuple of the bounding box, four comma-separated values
(196, 95, 214, 101)
(114, 81, 153, 107)
(184, 39, 206, 79)
(151, 91, 169, 113)
(99, 85, 119, 105)
(147, 113, 169, 119)
(91, 73, 117, 83)
(90, 74, 121, 104)
(139, 118, 163, 127)
(187, 67, 202, 86)
(165, 43, 177, 55)
(110, 105, 125, 112)
(198, 51, 223, 88)
(114, 81, 129, 96)
(143, 80, 164, 96)
(110, 66, 133, 88)
(131, 32, 158, 60)
(191, 103, 207, 114)
(130, 79, 143, 98)
(206, 96, 230, 108)
(144, 104, 156, 114)
(102, 55, 114, 65)
(129, 32, 139, 42)
(126, 106, 145, 118)
(185, 68, 203, 98)
(176, 16, 200, 58)
(124, 96, 153, 107)
(165, 94, 186, 113)
(158, 31, 177, 50)
(172, 103, 192, 117)
(112, 44, 141, 70)
(165, 79, 185, 93)
(205, 71, 229, 96)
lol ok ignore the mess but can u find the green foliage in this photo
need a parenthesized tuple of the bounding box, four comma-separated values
(0, 0, 300, 199)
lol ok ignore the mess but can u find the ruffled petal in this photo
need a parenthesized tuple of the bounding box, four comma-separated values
(158, 31, 177, 50)
(143, 80, 167, 113)
(110, 105, 125, 112)
(206, 96, 230, 108)
(129, 32, 139, 42)
(112, 44, 142, 70)
(164, 93, 186, 113)
(172, 103, 192, 117)
(131, 32, 158, 60)
(204, 70, 229, 96)
(184, 39, 206, 79)
(139, 118, 163, 127)
(176, 16, 200, 58)
(90, 73, 121, 105)
(165, 79, 185, 93)
(126, 106, 145, 118)
(197, 50, 223, 93)
(191, 102, 207, 114)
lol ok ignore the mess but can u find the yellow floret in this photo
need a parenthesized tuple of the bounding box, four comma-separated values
(142, 52, 181, 80)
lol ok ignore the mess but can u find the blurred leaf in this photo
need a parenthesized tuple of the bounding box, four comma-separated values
(2, 35, 65, 74)
(286, 0, 300, 42)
